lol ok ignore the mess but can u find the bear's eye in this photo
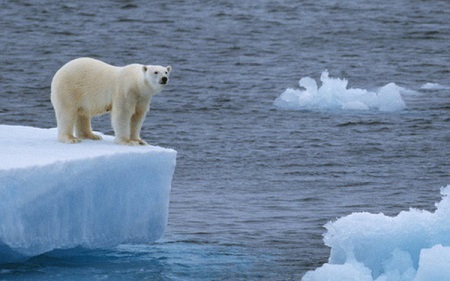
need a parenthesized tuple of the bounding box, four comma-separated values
(154, 71, 159, 74)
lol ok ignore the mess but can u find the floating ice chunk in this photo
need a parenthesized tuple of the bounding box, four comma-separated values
(302, 185, 450, 281)
(0, 125, 177, 263)
(376, 249, 416, 281)
(420, 83, 450, 90)
(273, 88, 307, 110)
(299, 76, 318, 95)
(302, 261, 373, 281)
(414, 245, 450, 281)
(342, 101, 370, 111)
(377, 83, 407, 112)
(274, 71, 407, 112)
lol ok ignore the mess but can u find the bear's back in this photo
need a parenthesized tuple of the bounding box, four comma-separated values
(59, 58, 116, 77)
(52, 58, 120, 91)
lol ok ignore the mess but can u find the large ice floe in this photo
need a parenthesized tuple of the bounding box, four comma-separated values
(274, 71, 407, 112)
(303, 185, 450, 281)
(0, 125, 176, 263)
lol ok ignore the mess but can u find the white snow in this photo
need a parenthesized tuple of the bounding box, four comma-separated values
(302, 185, 450, 281)
(0, 125, 176, 263)
(274, 71, 407, 112)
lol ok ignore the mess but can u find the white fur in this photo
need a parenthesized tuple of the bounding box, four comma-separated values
(51, 57, 171, 145)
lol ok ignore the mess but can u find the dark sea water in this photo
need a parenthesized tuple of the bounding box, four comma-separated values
(1, 0, 449, 280)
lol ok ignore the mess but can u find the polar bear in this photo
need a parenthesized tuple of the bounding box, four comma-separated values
(51, 57, 171, 145)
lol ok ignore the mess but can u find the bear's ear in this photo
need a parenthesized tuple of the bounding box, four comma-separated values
(143, 66, 148, 72)
(166, 66, 172, 73)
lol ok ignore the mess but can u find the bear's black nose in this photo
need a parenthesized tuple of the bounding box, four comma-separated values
(161, 77, 168, 84)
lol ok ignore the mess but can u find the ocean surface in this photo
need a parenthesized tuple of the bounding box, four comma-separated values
(0, 0, 449, 280)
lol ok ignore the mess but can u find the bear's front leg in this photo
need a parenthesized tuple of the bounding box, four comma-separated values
(111, 105, 140, 146)
(130, 106, 149, 145)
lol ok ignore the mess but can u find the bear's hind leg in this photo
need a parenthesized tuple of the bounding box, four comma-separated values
(75, 114, 102, 140)
(56, 109, 81, 143)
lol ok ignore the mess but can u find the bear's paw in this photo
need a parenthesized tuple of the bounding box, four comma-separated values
(114, 139, 144, 146)
(58, 135, 82, 144)
(79, 133, 103, 141)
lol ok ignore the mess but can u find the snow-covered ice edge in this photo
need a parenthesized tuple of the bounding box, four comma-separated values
(0, 125, 176, 263)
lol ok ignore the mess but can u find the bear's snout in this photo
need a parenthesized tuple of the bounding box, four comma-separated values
(160, 77, 168, 85)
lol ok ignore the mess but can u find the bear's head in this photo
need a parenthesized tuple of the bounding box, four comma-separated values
(142, 65, 172, 89)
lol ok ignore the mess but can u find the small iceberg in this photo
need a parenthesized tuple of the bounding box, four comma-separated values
(303, 185, 450, 281)
(274, 71, 407, 112)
